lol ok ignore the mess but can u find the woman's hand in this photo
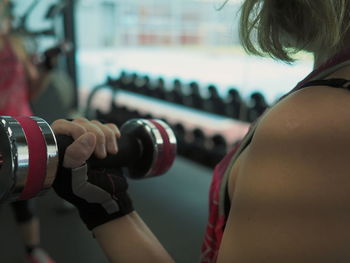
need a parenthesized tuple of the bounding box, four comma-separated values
(51, 118, 134, 231)
(51, 118, 120, 168)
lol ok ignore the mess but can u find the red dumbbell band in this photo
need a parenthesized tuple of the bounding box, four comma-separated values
(148, 120, 176, 176)
(15, 116, 47, 200)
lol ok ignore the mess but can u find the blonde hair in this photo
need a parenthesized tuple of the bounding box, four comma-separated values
(238, 0, 350, 62)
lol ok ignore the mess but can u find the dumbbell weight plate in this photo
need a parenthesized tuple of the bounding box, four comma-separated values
(147, 119, 177, 176)
(0, 116, 58, 203)
(120, 119, 176, 179)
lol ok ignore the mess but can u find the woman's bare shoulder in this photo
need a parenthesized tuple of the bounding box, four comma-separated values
(218, 84, 350, 263)
(253, 84, 350, 146)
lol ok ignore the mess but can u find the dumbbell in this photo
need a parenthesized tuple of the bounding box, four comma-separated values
(0, 116, 177, 203)
(184, 128, 208, 165)
(247, 92, 269, 122)
(136, 75, 151, 95)
(123, 73, 139, 92)
(172, 123, 186, 156)
(186, 81, 204, 110)
(167, 79, 184, 105)
(152, 77, 167, 100)
(207, 134, 228, 168)
(225, 87, 244, 119)
(206, 85, 225, 115)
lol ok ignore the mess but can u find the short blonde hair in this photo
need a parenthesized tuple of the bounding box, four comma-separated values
(239, 0, 350, 62)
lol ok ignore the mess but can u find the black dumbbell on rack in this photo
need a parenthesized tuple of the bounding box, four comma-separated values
(206, 85, 226, 115)
(184, 128, 209, 165)
(167, 78, 185, 105)
(136, 75, 152, 95)
(0, 116, 177, 203)
(152, 77, 167, 100)
(115, 71, 129, 90)
(186, 82, 204, 110)
(207, 134, 228, 168)
(225, 87, 245, 120)
(172, 123, 187, 156)
(247, 92, 269, 122)
(123, 73, 139, 92)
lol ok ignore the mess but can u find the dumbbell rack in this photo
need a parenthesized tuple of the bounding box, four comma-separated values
(84, 74, 252, 168)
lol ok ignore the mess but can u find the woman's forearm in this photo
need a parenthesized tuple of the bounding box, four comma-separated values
(93, 211, 175, 263)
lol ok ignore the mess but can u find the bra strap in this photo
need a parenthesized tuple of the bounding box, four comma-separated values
(299, 78, 350, 89)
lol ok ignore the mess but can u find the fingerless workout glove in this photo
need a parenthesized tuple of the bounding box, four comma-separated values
(53, 165, 134, 230)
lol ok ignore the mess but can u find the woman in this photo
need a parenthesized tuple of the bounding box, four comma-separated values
(206, 1, 350, 262)
(0, 1, 54, 262)
(53, 1, 350, 262)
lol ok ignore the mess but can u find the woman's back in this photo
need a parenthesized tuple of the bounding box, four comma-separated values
(218, 65, 350, 262)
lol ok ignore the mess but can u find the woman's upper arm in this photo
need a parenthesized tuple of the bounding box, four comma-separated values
(217, 87, 350, 263)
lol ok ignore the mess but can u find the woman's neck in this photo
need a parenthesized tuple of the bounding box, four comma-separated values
(313, 53, 330, 70)
(313, 31, 350, 69)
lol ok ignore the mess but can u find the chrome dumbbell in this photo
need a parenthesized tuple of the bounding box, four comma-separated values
(0, 116, 177, 203)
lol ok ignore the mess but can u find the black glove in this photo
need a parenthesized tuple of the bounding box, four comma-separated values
(53, 164, 134, 230)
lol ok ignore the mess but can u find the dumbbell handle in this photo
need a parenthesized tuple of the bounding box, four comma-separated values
(56, 134, 143, 170)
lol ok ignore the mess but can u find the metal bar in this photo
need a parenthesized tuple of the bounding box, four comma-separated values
(62, 0, 78, 109)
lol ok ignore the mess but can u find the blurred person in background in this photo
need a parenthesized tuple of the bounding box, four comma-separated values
(0, 0, 61, 262)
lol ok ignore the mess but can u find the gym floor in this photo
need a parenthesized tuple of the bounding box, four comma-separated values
(0, 156, 212, 263)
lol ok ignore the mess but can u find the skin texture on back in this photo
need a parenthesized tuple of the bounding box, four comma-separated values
(217, 70, 350, 262)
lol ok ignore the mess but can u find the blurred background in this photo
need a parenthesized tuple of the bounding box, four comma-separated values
(0, 0, 313, 262)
